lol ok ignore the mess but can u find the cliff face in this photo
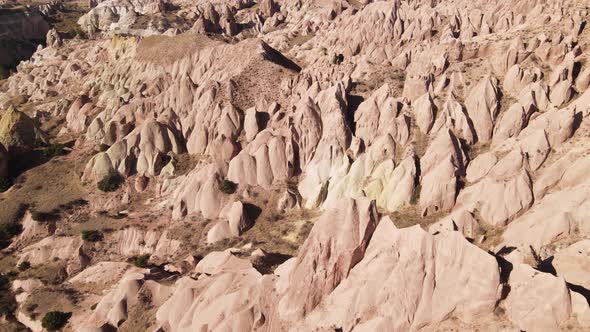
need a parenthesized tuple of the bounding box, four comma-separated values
(0, 7, 49, 68)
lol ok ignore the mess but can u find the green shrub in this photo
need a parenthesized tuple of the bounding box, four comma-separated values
(17, 261, 30, 271)
(81, 230, 102, 242)
(43, 144, 66, 158)
(132, 254, 150, 268)
(97, 172, 124, 192)
(218, 179, 237, 194)
(41, 311, 71, 331)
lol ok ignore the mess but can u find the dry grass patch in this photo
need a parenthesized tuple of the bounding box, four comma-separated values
(18, 261, 68, 285)
(0, 154, 86, 230)
(383, 205, 445, 230)
(136, 33, 218, 65)
(22, 287, 78, 322)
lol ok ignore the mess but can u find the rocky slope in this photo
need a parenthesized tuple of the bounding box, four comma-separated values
(1, 0, 590, 331)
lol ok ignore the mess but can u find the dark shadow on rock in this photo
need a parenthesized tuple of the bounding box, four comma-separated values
(573, 111, 583, 133)
(253, 252, 292, 275)
(493, 252, 514, 301)
(261, 41, 301, 72)
(537, 256, 557, 276)
(568, 282, 590, 305)
(244, 203, 262, 222)
(496, 246, 517, 256)
(347, 94, 364, 135)
(257, 111, 270, 131)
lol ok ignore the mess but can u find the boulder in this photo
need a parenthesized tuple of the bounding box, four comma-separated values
(505, 264, 571, 332)
(0, 105, 47, 153)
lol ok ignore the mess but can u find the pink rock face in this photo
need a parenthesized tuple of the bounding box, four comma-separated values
(505, 264, 572, 332)
(412, 92, 435, 134)
(465, 76, 500, 142)
(553, 240, 590, 290)
(155, 250, 265, 332)
(259, 0, 278, 17)
(355, 84, 409, 147)
(431, 93, 476, 144)
(18, 236, 83, 267)
(170, 163, 230, 220)
(419, 129, 465, 216)
(298, 220, 500, 331)
(455, 150, 534, 227)
(492, 102, 536, 146)
(207, 201, 253, 243)
(278, 197, 379, 321)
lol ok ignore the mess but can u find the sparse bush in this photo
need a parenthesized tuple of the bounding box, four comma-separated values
(410, 184, 421, 205)
(0, 274, 9, 289)
(132, 254, 150, 268)
(63, 288, 80, 304)
(43, 144, 66, 158)
(59, 199, 88, 212)
(98, 143, 110, 152)
(41, 311, 71, 331)
(90, 303, 97, 310)
(0, 177, 12, 192)
(138, 289, 152, 304)
(81, 230, 102, 242)
(0, 291, 16, 317)
(31, 210, 60, 222)
(17, 261, 31, 271)
(5, 223, 23, 236)
(0, 222, 23, 249)
(97, 172, 124, 192)
(0, 222, 23, 239)
(218, 179, 237, 194)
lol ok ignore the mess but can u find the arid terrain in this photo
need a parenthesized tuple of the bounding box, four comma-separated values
(1, 0, 590, 331)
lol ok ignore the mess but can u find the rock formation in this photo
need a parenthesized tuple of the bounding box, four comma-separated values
(1, 0, 590, 331)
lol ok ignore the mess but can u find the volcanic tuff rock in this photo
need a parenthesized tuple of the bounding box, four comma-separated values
(2, 0, 590, 331)
(0, 105, 48, 153)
